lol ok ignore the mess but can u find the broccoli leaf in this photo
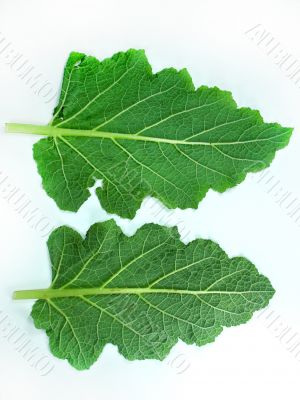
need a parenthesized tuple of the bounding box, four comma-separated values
(6, 49, 293, 218)
(14, 221, 275, 370)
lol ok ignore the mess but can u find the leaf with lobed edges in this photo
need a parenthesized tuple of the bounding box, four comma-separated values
(13, 220, 276, 370)
(23, 49, 293, 218)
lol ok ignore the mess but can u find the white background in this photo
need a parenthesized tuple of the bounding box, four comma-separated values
(0, 0, 299, 398)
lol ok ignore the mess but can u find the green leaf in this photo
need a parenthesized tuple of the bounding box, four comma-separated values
(14, 220, 275, 370)
(6, 50, 293, 218)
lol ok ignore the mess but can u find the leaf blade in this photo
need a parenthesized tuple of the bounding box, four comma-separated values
(21, 221, 275, 370)
(21, 49, 292, 217)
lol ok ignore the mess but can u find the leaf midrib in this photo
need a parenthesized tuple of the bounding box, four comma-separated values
(14, 286, 274, 300)
(5, 123, 289, 146)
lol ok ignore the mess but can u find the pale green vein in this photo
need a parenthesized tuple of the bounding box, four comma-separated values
(55, 60, 139, 128)
(6, 123, 290, 147)
(93, 83, 179, 131)
(14, 287, 274, 300)
(61, 229, 111, 289)
(149, 256, 219, 288)
(101, 239, 170, 289)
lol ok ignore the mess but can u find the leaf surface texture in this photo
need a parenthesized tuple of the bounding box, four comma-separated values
(31, 50, 292, 217)
(27, 221, 275, 369)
